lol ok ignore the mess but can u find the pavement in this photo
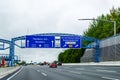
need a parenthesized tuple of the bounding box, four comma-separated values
(63, 61, 120, 66)
(1, 65, 120, 80)
(0, 66, 20, 79)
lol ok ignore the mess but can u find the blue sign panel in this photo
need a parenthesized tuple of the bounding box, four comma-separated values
(60, 36, 81, 48)
(26, 36, 55, 48)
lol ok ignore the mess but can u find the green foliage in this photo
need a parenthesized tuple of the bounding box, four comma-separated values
(58, 49, 85, 63)
(84, 7, 120, 39)
(58, 7, 120, 63)
(18, 61, 26, 65)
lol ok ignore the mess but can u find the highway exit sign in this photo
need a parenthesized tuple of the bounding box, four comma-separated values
(60, 36, 81, 48)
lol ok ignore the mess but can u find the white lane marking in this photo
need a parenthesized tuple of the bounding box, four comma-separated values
(56, 69, 62, 71)
(69, 71, 81, 74)
(96, 69, 117, 73)
(7, 67, 23, 80)
(102, 76, 119, 80)
(64, 67, 70, 69)
(65, 70, 81, 74)
(37, 70, 40, 72)
(94, 67, 104, 69)
(75, 68, 85, 70)
(41, 72, 47, 76)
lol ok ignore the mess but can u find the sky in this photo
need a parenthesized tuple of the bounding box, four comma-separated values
(0, 0, 120, 63)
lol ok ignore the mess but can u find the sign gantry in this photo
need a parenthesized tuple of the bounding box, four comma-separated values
(25, 35, 81, 48)
(2, 33, 100, 66)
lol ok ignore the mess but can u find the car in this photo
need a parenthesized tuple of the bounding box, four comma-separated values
(49, 63, 57, 68)
(57, 62, 62, 66)
(39, 63, 44, 66)
(23, 64, 27, 66)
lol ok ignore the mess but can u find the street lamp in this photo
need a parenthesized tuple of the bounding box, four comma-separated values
(78, 18, 117, 61)
(78, 18, 116, 36)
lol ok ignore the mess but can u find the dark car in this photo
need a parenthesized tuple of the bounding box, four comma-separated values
(57, 62, 62, 66)
(49, 63, 57, 68)
(39, 63, 44, 66)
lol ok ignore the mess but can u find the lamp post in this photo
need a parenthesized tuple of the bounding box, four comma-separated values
(78, 18, 116, 36)
(78, 18, 117, 61)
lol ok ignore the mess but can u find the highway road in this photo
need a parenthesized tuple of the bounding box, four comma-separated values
(1, 65, 120, 80)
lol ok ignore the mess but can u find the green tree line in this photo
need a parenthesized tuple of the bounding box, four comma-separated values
(58, 7, 120, 63)
(58, 49, 85, 63)
(84, 7, 120, 39)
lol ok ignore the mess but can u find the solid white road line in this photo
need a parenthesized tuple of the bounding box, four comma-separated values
(96, 69, 117, 73)
(7, 67, 23, 80)
(102, 76, 119, 80)
(41, 72, 47, 76)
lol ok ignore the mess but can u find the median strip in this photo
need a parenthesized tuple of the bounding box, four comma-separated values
(7, 67, 23, 80)
(0, 67, 21, 79)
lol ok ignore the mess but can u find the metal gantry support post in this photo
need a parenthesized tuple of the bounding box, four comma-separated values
(81, 36, 100, 62)
(9, 38, 15, 66)
(94, 40, 100, 62)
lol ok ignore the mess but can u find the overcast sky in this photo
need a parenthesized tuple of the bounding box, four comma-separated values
(0, 0, 120, 63)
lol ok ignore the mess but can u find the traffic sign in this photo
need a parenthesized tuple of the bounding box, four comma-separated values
(60, 36, 81, 48)
(26, 35, 55, 48)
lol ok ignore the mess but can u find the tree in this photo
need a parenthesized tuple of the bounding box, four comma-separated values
(18, 61, 26, 65)
(58, 7, 120, 63)
(58, 49, 85, 63)
(84, 7, 120, 39)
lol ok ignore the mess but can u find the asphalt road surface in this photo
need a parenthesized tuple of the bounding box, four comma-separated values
(2, 65, 120, 80)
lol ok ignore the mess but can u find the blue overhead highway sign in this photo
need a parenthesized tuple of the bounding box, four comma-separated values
(60, 36, 81, 48)
(26, 35, 55, 48)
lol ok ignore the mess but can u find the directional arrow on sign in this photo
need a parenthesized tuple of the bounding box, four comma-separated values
(39, 44, 42, 47)
(75, 45, 78, 47)
(63, 44, 66, 47)
(27, 40, 29, 47)
(51, 40, 53, 47)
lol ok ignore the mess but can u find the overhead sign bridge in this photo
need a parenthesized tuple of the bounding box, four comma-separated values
(0, 33, 100, 66)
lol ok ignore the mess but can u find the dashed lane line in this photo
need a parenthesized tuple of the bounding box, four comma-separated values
(41, 72, 47, 76)
(35, 69, 47, 77)
(37, 70, 40, 72)
(96, 69, 117, 73)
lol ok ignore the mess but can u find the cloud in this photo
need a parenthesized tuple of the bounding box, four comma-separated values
(0, 0, 120, 62)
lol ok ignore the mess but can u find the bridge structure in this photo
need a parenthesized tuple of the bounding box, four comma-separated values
(0, 33, 100, 66)
(0, 39, 19, 65)
(0, 39, 11, 65)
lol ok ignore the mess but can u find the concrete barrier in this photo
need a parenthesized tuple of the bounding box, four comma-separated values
(63, 61, 120, 66)
(0, 66, 20, 79)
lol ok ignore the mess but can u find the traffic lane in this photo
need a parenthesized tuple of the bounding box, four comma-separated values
(36, 65, 120, 80)
(58, 65, 120, 80)
(32, 66, 81, 80)
(8, 66, 49, 80)
(34, 65, 105, 80)
(61, 65, 120, 74)
(5, 65, 120, 80)
(63, 65, 120, 72)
